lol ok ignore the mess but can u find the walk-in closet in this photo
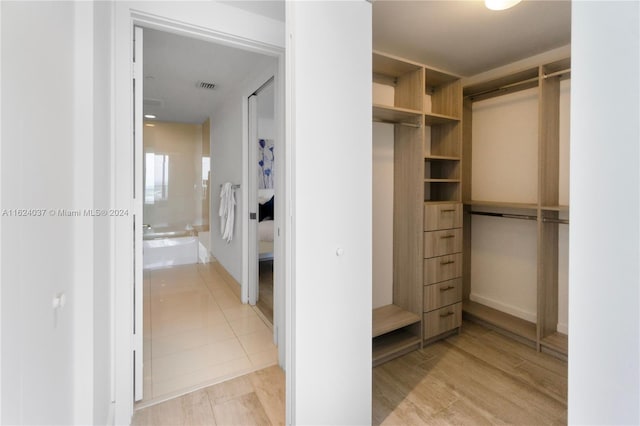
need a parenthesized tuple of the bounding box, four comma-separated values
(371, 51, 570, 363)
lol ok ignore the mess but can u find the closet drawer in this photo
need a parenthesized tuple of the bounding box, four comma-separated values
(423, 278, 462, 312)
(424, 253, 462, 285)
(423, 302, 462, 340)
(424, 203, 462, 231)
(424, 228, 462, 258)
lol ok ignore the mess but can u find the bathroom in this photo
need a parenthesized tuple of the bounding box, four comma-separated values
(142, 119, 211, 269)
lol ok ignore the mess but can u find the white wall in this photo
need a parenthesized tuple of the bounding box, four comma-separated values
(2, 3, 115, 424)
(210, 58, 276, 283)
(569, 2, 640, 423)
(287, 1, 372, 424)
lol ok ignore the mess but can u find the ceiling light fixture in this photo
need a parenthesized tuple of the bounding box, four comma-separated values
(144, 114, 156, 119)
(485, 0, 522, 11)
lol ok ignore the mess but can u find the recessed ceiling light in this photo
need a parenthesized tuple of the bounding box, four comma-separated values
(144, 114, 156, 119)
(485, 0, 522, 11)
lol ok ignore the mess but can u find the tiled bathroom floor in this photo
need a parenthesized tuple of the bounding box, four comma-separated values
(141, 262, 278, 406)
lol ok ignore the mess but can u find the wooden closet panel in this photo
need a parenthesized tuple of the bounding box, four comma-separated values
(424, 278, 463, 311)
(431, 80, 462, 118)
(393, 124, 424, 315)
(424, 254, 463, 285)
(423, 229, 462, 258)
(539, 71, 561, 207)
(423, 303, 462, 339)
(431, 123, 462, 158)
(424, 203, 462, 231)
(395, 68, 424, 112)
(538, 217, 559, 339)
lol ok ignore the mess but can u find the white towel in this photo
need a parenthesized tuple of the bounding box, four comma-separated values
(219, 182, 236, 243)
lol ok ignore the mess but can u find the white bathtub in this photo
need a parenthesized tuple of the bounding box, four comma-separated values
(143, 236, 199, 270)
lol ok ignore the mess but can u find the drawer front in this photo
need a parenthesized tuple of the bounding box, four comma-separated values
(423, 302, 462, 340)
(423, 278, 463, 312)
(424, 253, 462, 285)
(424, 229, 462, 258)
(424, 203, 462, 231)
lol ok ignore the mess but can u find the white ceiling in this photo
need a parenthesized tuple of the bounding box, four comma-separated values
(373, 0, 571, 76)
(143, 27, 275, 124)
(144, 0, 571, 123)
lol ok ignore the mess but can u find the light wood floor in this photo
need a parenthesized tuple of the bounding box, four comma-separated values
(373, 321, 567, 425)
(133, 321, 567, 425)
(132, 365, 285, 426)
(257, 260, 274, 324)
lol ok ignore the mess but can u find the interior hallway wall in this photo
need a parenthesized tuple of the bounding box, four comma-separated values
(1, 1, 114, 424)
(210, 58, 277, 284)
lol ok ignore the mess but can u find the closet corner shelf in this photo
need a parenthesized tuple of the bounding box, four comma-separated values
(373, 104, 422, 126)
(463, 300, 537, 343)
(373, 304, 421, 338)
(541, 332, 568, 355)
(464, 200, 538, 211)
(373, 330, 421, 366)
(425, 155, 461, 161)
(424, 112, 460, 126)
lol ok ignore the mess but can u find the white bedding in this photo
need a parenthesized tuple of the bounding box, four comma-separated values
(258, 220, 274, 242)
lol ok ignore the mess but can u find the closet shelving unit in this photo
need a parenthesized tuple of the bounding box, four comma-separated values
(461, 57, 571, 358)
(372, 51, 463, 366)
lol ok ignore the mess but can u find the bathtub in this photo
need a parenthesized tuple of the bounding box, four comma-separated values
(143, 236, 199, 270)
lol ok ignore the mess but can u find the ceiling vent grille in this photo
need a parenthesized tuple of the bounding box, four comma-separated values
(198, 81, 216, 90)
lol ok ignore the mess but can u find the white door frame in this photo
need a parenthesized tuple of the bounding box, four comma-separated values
(247, 93, 259, 306)
(113, 5, 286, 424)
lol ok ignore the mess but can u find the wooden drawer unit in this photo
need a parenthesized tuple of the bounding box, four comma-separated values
(424, 228, 462, 258)
(423, 278, 462, 312)
(424, 203, 462, 231)
(424, 253, 462, 285)
(423, 302, 462, 340)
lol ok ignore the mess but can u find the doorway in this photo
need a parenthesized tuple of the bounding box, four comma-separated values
(136, 26, 282, 406)
(248, 79, 276, 325)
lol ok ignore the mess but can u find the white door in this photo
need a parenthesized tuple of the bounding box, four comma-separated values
(133, 26, 144, 402)
(248, 94, 259, 305)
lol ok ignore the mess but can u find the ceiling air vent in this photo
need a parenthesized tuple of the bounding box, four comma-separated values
(198, 81, 216, 90)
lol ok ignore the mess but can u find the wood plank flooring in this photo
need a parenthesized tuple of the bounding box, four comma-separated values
(373, 321, 567, 425)
(132, 365, 285, 426)
(132, 321, 566, 425)
(257, 260, 274, 324)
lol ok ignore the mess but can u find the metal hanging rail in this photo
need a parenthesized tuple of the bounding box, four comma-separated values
(220, 183, 241, 189)
(469, 211, 537, 221)
(543, 68, 571, 79)
(542, 217, 569, 225)
(372, 118, 421, 128)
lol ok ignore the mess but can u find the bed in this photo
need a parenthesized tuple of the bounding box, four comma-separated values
(258, 189, 275, 260)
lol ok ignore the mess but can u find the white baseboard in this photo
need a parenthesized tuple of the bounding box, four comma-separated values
(469, 293, 537, 323)
(557, 323, 568, 334)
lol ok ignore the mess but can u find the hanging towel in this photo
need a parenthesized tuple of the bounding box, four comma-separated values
(219, 182, 236, 243)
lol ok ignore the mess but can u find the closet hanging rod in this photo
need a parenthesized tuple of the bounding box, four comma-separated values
(372, 118, 421, 128)
(542, 217, 569, 225)
(219, 183, 241, 189)
(465, 76, 539, 100)
(470, 211, 537, 221)
(543, 68, 571, 79)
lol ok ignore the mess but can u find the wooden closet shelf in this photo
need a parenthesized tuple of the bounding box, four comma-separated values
(464, 200, 538, 211)
(541, 205, 569, 212)
(373, 304, 421, 338)
(424, 112, 460, 126)
(373, 330, 422, 366)
(541, 332, 568, 355)
(373, 104, 422, 126)
(463, 300, 537, 343)
(425, 155, 461, 161)
(424, 179, 460, 183)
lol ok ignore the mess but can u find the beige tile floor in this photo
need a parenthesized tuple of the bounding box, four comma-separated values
(141, 261, 278, 406)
